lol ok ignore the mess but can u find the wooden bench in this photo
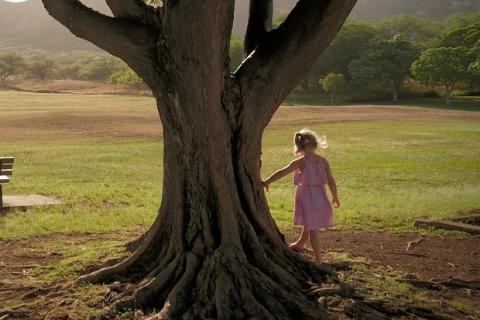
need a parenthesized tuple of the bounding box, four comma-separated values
(0, 157, 14, 208)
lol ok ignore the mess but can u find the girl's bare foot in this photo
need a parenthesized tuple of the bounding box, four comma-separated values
(288, 242, 305, 252)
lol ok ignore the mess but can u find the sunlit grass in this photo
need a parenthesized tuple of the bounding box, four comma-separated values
(264, 121, 480, 231)
(0, 140, 162, 239)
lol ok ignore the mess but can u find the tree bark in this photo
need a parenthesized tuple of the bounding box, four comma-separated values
(392, 82, 399, 102)
(244, 0, 273, 55)
(41, 0, 357, 318)
(445, 84, 452, 105)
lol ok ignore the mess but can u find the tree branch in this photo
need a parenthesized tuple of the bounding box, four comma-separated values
(106, 0, 162, 28)
(234, 0, 357, 129)
(41, 0, 158, 82)
(106, 0, 148, 18)
(244, 0, 273, 55)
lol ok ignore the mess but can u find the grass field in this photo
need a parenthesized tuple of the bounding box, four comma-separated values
(285, 94, 480, 112)
(1, 90, 480, 240)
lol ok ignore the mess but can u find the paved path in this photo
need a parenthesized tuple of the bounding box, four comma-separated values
(2, 195, 61, 209)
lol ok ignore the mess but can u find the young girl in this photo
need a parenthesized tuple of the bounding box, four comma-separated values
(262, 128, 339, 263)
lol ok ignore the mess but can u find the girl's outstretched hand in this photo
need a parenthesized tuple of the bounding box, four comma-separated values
(332, 197, 340, 208)
(262, 180, 270, 192)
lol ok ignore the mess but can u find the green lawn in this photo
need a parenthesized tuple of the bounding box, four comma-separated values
(284, 94, 480, 112)
(1, 91, 479, 239)
(375, 96, 480, 112)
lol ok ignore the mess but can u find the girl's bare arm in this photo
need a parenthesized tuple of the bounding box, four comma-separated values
(325, 158, 340, 207)
(263, 159, 301, 188)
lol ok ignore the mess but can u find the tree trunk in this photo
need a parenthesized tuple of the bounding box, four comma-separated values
(78, 80, 336, 319)
(41, 0, 358, 318)
(331, 92, 335, 105)
(445, 86, 452, 105)
(392, 84, 399, 102)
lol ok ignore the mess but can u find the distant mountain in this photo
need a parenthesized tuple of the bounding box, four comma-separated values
(350, 0, 480, 20)
(0, 0, 111, 50)
(0, 0, 479, 51)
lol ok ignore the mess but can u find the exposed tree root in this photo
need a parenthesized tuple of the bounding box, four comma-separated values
(73, 209, 459, 320)
(348, 300, 455, 320)
(21, 284, 63, 300)
(76, 222, 342, 319)
(306, 283, 361, 299)
(75, 242, 463, 320)
(406, 236, 424, 251)
(126, 232, 147, 253)
(397, 274, 480, 291)
(111, 247, 334, 319)
(0, 309, 29, 319)
(344, 300, 389, 320)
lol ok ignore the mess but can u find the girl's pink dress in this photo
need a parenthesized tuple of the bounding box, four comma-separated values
(293, 157, 334, 230)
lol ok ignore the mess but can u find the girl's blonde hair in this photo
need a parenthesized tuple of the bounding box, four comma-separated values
(293, 128, 324, 155)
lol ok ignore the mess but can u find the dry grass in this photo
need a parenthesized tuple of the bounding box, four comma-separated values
(1, 90, 479, 140)
(3, 79, 150, 96)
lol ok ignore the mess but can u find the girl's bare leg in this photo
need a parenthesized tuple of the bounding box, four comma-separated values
(289, 226, 309, 250)
(308, 229, 322, 263)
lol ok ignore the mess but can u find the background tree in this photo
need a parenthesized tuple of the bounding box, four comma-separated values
(107, 72, 122, 94)
(441, 22, 480, 49)
(40, 0, 358, 319)
(79, 54, 125, 81)
(0, 50, 26, 82)
(468, 59, 480, 88)
(28, 54, 55, 81)
(378, 15, 443, 47)
(350, 35, 419, 101)
(314, 19, 378, 77)
(466, 42, 480, 91)
(110, 68, 146, 91)
(412, 47, 471, 105)
(321, 73, 347, 104)
(445, 12, 480, 31)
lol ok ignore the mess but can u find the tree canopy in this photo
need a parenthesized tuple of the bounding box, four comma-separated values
(350, 35, 419, 101)
(441, 22, 480, 48)
(0, 51, 25, 82)
(320, 73, 347, 104)
(412, 46, 471, 104)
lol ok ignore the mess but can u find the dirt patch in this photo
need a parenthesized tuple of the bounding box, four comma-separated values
(286, 229, 480, 281)
(3, 112, 163, 140)
(0, 232, 135, 315)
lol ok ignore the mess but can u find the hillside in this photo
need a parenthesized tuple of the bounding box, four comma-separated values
(0, 0, 479, 51)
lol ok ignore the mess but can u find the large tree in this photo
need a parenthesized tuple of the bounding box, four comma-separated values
(320, 73, 347, 105)
(0, 50, 26, 82)
(412, 47, 470, 105)
(41, 0, 356, 318)
(350, 35, 419, 102)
